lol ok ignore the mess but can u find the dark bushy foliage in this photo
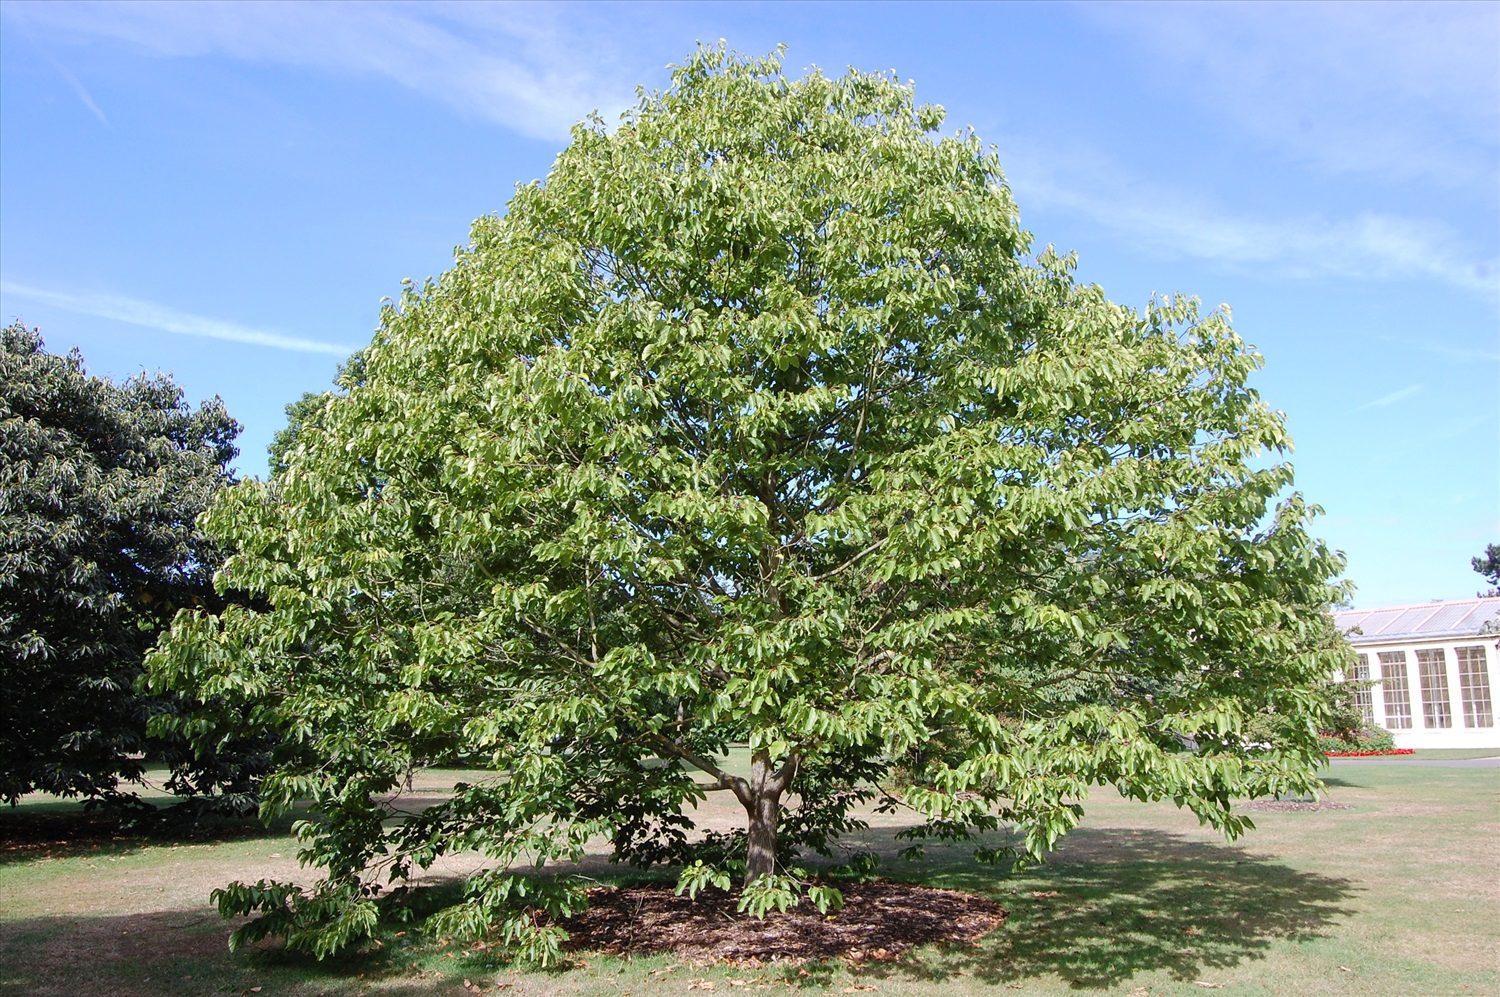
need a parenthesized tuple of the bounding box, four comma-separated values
(1474, 543, 1500, 598)
(0, 324, 268, 815)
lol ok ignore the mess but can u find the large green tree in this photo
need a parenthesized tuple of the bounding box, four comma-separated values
(1, 324, 255, 809)
(149, 48, 1349, 961)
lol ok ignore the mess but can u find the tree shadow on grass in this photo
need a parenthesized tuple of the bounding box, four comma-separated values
(0, 909, 245, 997)
(854, 826, 1358, 990)
(0, 806, 292, 865)
(1320, 776, 1370, 790)
(0, 902, 559, 997)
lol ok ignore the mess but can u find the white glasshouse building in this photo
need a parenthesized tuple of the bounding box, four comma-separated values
(1333, 597, 1500, 750)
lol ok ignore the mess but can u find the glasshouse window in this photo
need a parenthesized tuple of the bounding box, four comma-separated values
(1415, 649, 1453, 729)
(1351, 653, 1374, 724)
(1456, 646, 1494, 728)
(1379, 651, 1413, 730)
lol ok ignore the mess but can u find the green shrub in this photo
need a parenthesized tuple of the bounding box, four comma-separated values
(1243, 712, 1312, 749)
(1320, 725, 1395, 753)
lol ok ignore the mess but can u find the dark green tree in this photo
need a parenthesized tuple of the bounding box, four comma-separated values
(0, 323, 252, 810)
(1473, 544, 1500, 597)
(150, 48, 1350, 962)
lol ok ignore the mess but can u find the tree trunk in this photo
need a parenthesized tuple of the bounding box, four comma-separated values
(737, 748, 798, 887)
(743, 787, 780, 886)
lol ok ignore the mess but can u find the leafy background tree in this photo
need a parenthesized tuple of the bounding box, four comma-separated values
(150, 48, 1350, 962)
(1473, 544, 1500, 597)
(0, 323, 264, 815)
(267, 350, 366, 478)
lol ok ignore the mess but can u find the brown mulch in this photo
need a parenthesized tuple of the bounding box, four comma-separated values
(1244, 800, 1351, 812)
(559, 881, 1007, 966)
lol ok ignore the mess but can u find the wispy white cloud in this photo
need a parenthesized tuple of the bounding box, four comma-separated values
(8, 1, 1494, 301)
(1377, 335, 1500, 364)
(1, 0, 648, 142)
(1002, 142, 1500, 297)
(53, 60, 110, 128)
(1353, 383, 1424, 413)
(4, 11, 113, 127)
(0, 281, 359, 356)
(1079, 2, 1500, 192)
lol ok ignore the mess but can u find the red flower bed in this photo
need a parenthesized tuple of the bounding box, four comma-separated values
(1324, 748, 1415, 757)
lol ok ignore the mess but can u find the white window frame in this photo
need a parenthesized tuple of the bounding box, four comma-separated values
(1455, 645, 1494, 728)
(1378, 650, 1413, 730)
(1415, 648, 1453, 729)
(1351, 653, 1374, 725)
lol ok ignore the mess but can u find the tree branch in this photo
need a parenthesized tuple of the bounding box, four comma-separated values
(769, 751, 800, 795)
(649, 733, 750, 803)
(808, 535, 889, 583)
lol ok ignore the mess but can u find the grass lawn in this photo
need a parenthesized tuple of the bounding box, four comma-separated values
(2, 751, 1495, 996)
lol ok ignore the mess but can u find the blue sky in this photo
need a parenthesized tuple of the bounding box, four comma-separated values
(1, 1, 1496, 608)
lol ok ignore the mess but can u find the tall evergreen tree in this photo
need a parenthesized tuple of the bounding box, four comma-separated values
(1473, 544, 1500, 597)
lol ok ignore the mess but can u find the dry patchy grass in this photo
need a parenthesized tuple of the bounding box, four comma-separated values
(1, 754, 1496, 996)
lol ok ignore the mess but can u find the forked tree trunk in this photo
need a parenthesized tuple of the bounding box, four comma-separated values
(734, 749, 800, 887)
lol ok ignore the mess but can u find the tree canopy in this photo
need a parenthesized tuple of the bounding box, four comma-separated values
(148, 47, 1350, 962)
(0, 323, 254, 809)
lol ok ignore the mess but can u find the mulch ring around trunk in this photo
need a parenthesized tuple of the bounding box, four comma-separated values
(559, 880, 1007, 966)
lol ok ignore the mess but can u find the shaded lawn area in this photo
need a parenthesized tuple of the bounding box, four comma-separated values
(1, 753, 1495, 996)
